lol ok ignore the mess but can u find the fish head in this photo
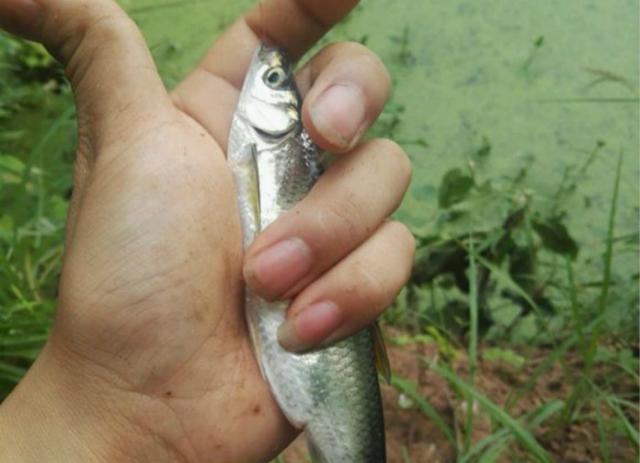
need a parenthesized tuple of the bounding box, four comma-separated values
(236, 45, 301, 144)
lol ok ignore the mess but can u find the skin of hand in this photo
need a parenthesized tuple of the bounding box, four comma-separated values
(0, 1, 414, 462)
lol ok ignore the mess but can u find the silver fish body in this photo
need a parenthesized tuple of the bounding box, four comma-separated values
(228, 45, 385, 463)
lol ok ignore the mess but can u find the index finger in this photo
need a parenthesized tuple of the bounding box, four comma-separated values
(199, 0, 359, 88)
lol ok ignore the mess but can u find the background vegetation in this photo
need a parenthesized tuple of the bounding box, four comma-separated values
(1, 1, 638, 461)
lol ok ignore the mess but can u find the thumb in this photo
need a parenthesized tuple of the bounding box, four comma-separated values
(0, 0, 170, 148)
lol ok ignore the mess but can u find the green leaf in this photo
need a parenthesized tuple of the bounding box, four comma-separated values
(438, 168, 474, 208)
(475, 136, 492, 158)
(389, 334, 434, 346)
(0, 154, 26, 184)
(425, 326, 458, 360)
(0, 214, 14, 243)
(509, 313, 539, 345)
(532, 217, 579, 259)
(482, 347, 526, 369)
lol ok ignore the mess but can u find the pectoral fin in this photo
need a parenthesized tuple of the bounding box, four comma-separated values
(373, 322, 391, 384)
(244, 143, 261, 230)
(233, 143, 262, 245)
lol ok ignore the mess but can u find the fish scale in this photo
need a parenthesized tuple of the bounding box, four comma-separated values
(228, 44, 385, 463)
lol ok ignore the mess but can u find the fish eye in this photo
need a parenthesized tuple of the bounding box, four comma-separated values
(264, 67, 288, 88)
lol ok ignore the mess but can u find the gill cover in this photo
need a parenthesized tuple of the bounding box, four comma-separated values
(236, 45, 300, 140)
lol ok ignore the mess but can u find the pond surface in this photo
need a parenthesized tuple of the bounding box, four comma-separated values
(132, 0, 638, 257)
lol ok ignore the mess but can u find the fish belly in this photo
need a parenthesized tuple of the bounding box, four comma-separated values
(234, 129, 385, 462)
(246, 294, 385, 462)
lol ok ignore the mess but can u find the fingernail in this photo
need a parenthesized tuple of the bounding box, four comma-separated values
(277, 301, 343, 352)
(310, 84, 366, 150)
(244, 238, 313, 299)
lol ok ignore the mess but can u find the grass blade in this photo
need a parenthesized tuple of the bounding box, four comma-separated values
(595, 400, 611, 463)
(604, 396, 640, 448)
(0, 333, 48, 348)
(461, 430, 510, 463)
(0, 361, 25, 382)
(586, 151, 623, 372)
(390, 374, 455, 445)
(400, 446, 413, 463)
(461, 400, 564, 462)
(433, 364, 554, 463)
(477, 437, 511, 463)
(464, 236, 479, 453)
(506, 312, 606, 410)
(565, 258, 585, 356)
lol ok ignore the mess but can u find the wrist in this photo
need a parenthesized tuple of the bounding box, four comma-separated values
(0, 340, 182, 463)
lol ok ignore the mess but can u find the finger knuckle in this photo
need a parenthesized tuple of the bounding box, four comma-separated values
(89, 14, 137, 46)
(316, 195, 363, 245)
(350, 261, 389, 314)
(46, 2, 134, 67)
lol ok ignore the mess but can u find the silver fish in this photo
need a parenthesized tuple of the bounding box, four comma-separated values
(228, 44, 387, 463)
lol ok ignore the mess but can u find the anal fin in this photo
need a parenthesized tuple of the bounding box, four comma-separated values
(373, 322, 391, 384)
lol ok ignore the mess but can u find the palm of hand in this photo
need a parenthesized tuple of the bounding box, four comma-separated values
(55, 86, 291, 460)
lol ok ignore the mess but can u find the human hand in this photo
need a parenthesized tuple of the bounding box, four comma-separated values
(0, 1, 414, 462)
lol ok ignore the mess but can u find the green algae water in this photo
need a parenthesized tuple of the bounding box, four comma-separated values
(131, 0, 638, 281)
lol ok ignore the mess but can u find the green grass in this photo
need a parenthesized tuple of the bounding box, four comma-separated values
(0, 33, 72, 396)
(586, 152, 624, 373)
(385, 148, 637, 460)
(435, 363, 555, 463)
(460, 399, 564, 463)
